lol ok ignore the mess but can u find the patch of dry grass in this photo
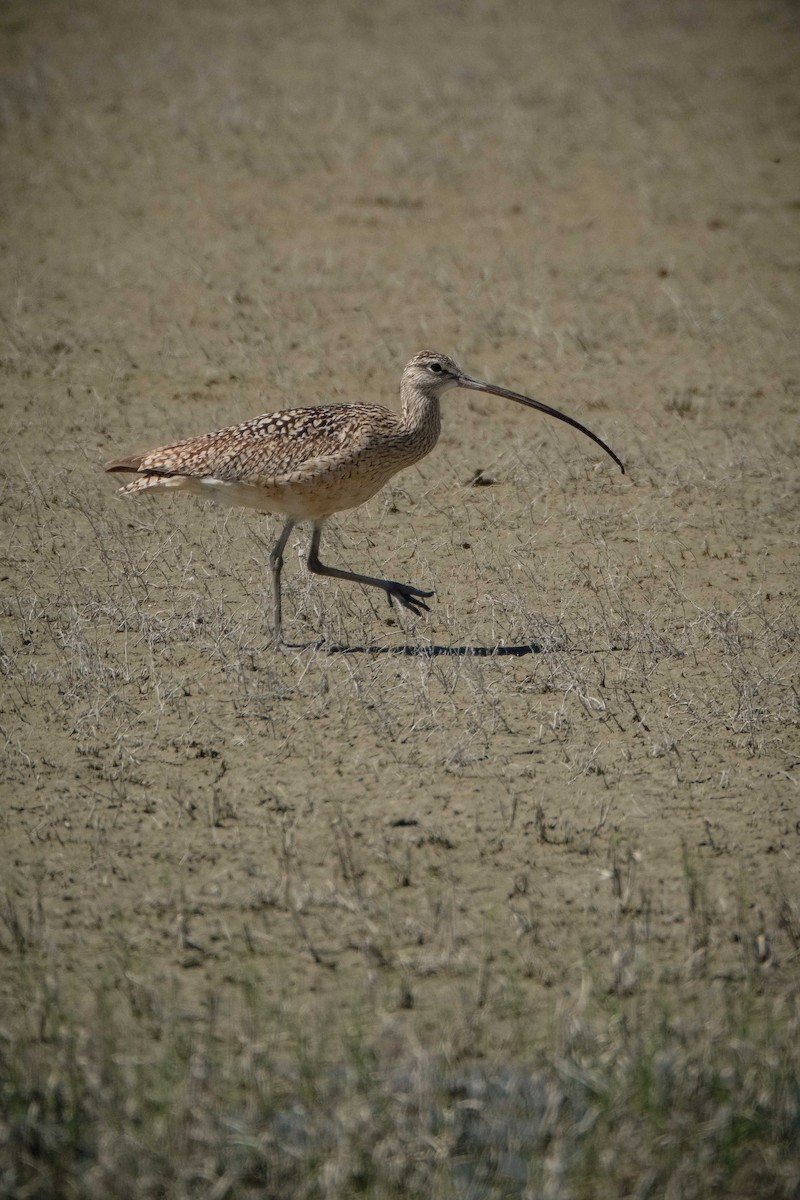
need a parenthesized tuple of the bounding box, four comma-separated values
(1, 929, 798, 1199)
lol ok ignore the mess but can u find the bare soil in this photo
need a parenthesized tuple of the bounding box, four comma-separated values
(1, 0, 798, 1108)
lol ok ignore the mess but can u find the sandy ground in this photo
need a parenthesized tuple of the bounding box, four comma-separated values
(1, 0, 798, 1057)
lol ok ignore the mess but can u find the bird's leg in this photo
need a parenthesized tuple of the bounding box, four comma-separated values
(306, 522, 433, 618)
(269, 517, 295, 645)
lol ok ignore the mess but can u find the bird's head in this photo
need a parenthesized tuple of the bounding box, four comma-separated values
(403, 351, 465, 397)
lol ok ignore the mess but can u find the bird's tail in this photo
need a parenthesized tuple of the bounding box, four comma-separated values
(106, 456, 184, 496)
(105, 453, 146, 473)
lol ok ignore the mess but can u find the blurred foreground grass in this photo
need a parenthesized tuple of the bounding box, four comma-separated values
(2, 932, 798, 1200)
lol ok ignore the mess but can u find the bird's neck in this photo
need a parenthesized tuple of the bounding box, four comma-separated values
(399, 382, 442, 452)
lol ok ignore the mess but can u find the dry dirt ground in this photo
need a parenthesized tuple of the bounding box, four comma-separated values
(1, 0, 799, 1194)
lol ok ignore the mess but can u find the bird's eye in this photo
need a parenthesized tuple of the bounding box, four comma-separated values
(428, 362, 443, 374)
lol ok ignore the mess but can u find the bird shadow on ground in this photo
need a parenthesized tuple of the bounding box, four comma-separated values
(319, 641, 543, 657)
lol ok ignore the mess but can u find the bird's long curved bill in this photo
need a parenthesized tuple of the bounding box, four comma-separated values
(459, 375, 625, 474)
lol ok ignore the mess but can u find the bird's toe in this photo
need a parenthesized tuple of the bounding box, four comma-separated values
(387, 582, 434, 616)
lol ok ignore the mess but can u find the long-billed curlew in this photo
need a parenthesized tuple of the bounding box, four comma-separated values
(106, 351, 624, 644)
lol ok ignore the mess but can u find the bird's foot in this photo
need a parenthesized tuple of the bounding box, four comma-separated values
(385, 581, 434, 617)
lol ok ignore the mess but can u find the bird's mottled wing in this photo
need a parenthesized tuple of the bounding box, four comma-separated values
(123, 404, 391, 485)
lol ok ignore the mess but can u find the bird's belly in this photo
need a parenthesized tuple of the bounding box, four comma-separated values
(189, 464, 391, 521)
